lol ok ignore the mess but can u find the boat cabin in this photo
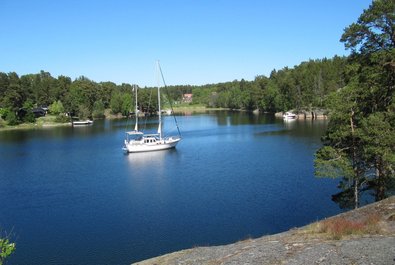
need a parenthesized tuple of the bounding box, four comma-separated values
(125, 131, 144, 142)
(144, 136, 158, 144)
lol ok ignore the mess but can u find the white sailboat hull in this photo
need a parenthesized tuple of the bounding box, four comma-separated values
(124, 137, 181, 153)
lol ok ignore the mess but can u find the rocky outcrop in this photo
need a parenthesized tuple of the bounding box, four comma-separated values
(133, 196, 395, 265)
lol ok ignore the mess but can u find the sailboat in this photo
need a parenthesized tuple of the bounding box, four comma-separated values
(123, 62, 181, 153)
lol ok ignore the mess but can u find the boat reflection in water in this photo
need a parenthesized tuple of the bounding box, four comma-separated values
(283, 118, 297, 130)
(125, 149, 180, 194)
(125, 149, 179, 172)
(126, 150, 165, 166)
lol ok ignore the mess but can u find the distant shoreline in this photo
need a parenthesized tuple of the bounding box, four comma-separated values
(172, 106, 229, 113)
(0, 106, 231, 131)
(0, 120, 72, 132)
(1, 107, 328, 132)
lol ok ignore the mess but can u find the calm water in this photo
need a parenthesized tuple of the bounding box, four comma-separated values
(0, 111, 341, 265)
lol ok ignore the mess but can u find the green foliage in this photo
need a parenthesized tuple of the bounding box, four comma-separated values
(110, 91, 124, 114)
(20, 99, 35, 123)
(77, 105, 91, 120)
(259, 81, 281, 112)
(54, 114, 70, 123)
(0, 54, 348, 121)
(110, 89, 133, 116)
(4, 110, 19, 126)
(98, 82, 117, 108)
(0, 108, 7, 119)
(315, 146, 354, 179)
(315, 0, 395, 208)
(0, 238, 16, 265)
(340, 0, 395, 55)
(49, 100, 65, 115)
(92, 100, 105, 119)
(22, 111, 35, 123)
(121, 94, 132, 116)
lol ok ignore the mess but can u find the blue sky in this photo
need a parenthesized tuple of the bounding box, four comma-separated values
(1, 0, 372, 87)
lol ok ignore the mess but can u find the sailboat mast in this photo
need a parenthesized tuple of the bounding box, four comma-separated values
(157, 61, 162, 140)
(134, 85, 138, 131)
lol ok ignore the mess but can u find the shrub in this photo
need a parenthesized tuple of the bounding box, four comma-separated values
(92, 100, 105, 119)
(317, 213, 381, 239)
(0, 235, 16, 265)
(5, 111, 19, 126)
(55, 114, 71, 123)
(49, 100, 65, 115)
(0, 118, 6, 128)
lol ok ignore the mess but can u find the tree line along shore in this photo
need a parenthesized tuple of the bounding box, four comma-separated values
(0, 53, 344, 129)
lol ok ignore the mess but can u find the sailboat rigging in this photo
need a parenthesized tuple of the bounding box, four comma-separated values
(123, 61, 181, 153)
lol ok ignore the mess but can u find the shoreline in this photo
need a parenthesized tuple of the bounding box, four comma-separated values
(0, 107, 228, 132)
(133, 196, 395, 265)
(0, 108, 328, 132)
(0, 121, 72, 131)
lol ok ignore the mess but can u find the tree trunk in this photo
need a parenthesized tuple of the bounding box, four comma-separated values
(350, 109, 359, 209)
(375, 158, 386, 201)
(354, 177, 359, 209)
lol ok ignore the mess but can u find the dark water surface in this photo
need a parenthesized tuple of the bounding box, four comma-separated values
(0, 112, 341, 265)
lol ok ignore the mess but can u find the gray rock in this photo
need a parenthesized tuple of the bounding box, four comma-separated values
(133, 197, 395, 265)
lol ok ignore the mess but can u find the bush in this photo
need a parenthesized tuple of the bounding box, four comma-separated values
(0, 118, 6, 128)
(78, 105, 91, 120)
(0, 108, 7, 119)
(315, 213, 381, 240)
(49, 100, 65, 115)
(22, 111, 36, 123)
(92, 100, 105, 119)
(0, 234, 16, 265)
(5, 111, 19, 126)
(55, 114, 71, 123)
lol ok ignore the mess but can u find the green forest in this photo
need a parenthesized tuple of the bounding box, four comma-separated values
(0, 54, 347, 126)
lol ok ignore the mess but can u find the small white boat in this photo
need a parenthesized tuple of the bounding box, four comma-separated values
(72, 120, 93, 126)
(283, 112, 297, 120)
(123, 62, 181, 153)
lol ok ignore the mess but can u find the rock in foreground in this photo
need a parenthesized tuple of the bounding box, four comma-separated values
(133, 196, 395, 265)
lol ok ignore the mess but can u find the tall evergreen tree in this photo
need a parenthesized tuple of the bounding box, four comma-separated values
(315, 0, 395, 208)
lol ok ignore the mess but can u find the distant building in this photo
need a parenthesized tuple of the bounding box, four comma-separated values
(182, 93, 193, 103)
(32, 107, 46, 118)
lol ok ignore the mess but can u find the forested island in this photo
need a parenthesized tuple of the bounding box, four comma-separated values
(0, 55, 346, 127)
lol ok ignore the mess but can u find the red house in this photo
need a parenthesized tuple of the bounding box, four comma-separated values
(182, 93, 193, 103)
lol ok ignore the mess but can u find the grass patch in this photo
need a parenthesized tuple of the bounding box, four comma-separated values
(0, 115, 71, 131)
(172, 105, 228, 114)
(308, 213, 381, 240)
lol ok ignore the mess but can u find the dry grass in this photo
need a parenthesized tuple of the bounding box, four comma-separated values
(307, 213, 382, 240)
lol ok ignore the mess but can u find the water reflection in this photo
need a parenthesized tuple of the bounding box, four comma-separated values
(125, 150, 166, 168)
(283, 118, 297, 129)
(331, 176, 395, 210)
(124, 149, 180, 207)
(125, 149, 179, 171)
(215, 111, 275, 126)
(0, 112, 343, 265)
